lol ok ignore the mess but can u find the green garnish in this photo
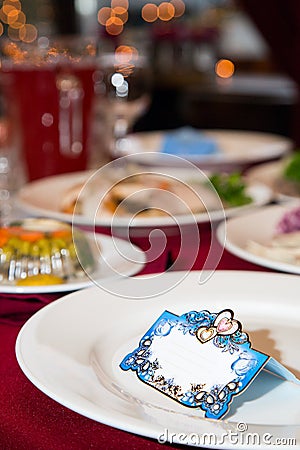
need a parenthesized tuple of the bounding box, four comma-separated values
(283, 151, 300, 182)
(209, 172, 252, 207)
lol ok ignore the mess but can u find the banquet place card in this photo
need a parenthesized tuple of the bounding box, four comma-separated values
(120, 308, 300, 420)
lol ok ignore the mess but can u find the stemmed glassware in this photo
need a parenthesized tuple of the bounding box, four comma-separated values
(94, 45, 152, 160)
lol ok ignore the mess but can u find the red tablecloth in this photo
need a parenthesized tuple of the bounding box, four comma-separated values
(0, 224, 271, 450)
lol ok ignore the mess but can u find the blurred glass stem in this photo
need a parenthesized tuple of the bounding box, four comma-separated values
(0, 116, 26, 225)
(0, 154, 12, 225)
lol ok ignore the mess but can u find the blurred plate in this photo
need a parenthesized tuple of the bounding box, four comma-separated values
(1, 233, 146, 293)
(16, 271, 300, 448)
(16, 169, 273, 229)
(217, 203, 300, 274)
(246, 160, 300, 201)
(115, 129, 292, 171)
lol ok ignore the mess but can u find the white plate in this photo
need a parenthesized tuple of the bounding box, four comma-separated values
(246, 160, 300, 201)
(15, 169, 273, 228)
(16, 271, 300, 449)
(115, 129, 292, 171)
(2, 233, 145, 294)
(217, 204, 300, 275)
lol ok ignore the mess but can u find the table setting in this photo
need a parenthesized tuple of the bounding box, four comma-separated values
(1, 33, 300, 450)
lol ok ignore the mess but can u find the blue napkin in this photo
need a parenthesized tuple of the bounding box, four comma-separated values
(160, 127, 219, 157)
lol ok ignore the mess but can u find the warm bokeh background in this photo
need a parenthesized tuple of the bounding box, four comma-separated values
(1, 0, 299, 144)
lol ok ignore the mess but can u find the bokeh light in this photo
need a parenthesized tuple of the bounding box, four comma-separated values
(170, 0, 185, 18)
(1, 1, 187, 41)
(115, 44, 138, 63)
(116, 9, 128, 24)
(106, 16, 124, 35)
(3, 4, 16, 16)
(19, 23, 38, 43)
(7, 9, 19, 24)
(4, 0, 21, 10)
(7, 25, 19, 40)
(97, 7, 112, 26)
(97, 1, 186, 33)
(157, 2, 175, 21)
(111, 0, 128, 14)
(0, 0, 38, 42)
(97, 1, 131, 35)
(141, 4, 158, 23)
(215, 59, 235, 78)
(111, 72, 124, 87)
(8, 10, 25, 29)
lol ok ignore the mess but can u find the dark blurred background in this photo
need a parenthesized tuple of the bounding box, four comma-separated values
(1, 0, 300, 145)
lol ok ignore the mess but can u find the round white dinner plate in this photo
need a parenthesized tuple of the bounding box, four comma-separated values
(15, 169, 273, 228)
(114, 129, 292, 171)
(16, 271, 300, 449)
(2, 233, 145, 294)
(217, 203, 300, 275)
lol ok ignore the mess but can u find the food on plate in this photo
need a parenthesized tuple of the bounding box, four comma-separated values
(16, 274, 65, 286)
(0, 218, 96, 285)
(208, 172, 252, 207)
(283, 151, 300, 183)
(276, 205, 300, 234)
(247, 206, 300, 265)
(272, 151, 300, 197)
(61, 172, 212, 218)
(60, 170, 253, 219)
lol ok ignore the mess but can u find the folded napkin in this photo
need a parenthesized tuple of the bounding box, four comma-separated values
(0, 292, 66, 325)
(160, 127, 220, 157)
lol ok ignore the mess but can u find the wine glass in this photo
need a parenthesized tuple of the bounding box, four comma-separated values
(94, 45, 152, 160)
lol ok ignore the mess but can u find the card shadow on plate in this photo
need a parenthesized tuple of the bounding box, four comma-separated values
(249, 328, 300, 379)
(226, 370, 284, 418)
(226, 328, 300, 419)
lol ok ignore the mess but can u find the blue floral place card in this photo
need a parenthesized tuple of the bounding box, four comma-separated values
(120, 308, 300, 420)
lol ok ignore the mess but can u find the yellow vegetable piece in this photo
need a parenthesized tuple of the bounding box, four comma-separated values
(16, 274, 65, 286)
